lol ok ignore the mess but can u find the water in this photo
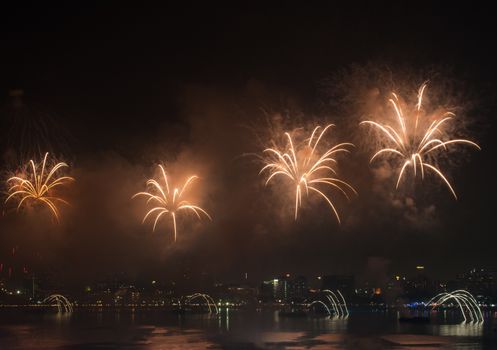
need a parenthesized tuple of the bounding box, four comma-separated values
(1, 308, 496, 349)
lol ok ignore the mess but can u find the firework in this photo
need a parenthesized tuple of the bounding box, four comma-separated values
(5, 152, 74, 221)
(185, 293, 219, 314)
(132, 165, 211, 242)
(308, 289, 349, 318)
(361, 83, 480, 198)
(259, 124, 356, 223)
(426, 290, 483, 323)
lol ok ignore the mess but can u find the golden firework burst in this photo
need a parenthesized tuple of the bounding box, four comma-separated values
(260, 124, 356, 223)
(361, 83, 480, 198)
(133, 165, 211, 242)
(5, 152, 74, 221)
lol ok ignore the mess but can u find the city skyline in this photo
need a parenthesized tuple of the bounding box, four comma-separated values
(1, 5, 496, 349)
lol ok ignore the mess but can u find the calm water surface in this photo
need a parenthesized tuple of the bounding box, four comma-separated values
(1, 308, 496, 349)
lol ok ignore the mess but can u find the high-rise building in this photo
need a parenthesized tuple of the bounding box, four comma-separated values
(259, 274, 308, 302)
(290, 275, 308, 301)
(456, 268, 496, 297)
(260, 278, 288, 302)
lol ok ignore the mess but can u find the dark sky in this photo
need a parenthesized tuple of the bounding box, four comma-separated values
(0, 3, 496, 287)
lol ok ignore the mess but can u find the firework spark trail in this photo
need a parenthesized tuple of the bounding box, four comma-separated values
(132, 165, 211, 242)
(426, 290, 484, 324)
(259, 124, 356, 223)
(5, 152, 74, 221)
(361, 83, 480, 199)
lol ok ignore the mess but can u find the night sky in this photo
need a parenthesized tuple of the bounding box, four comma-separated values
(0, 3, 496, 287)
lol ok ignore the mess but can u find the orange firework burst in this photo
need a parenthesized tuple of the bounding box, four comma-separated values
(5, 152, 74, 221)
(260, 124, 356, 223)
(132, 165, 211, 242)
(361, 83, 480, 198)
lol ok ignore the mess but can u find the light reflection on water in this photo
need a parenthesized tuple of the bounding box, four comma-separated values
(438, 323, 484, 337)
(0, 309, 495, 349)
